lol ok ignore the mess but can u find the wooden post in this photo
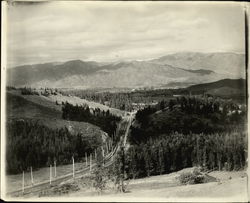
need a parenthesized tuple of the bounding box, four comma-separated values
(102, 147, 105, 166)
(95, 149, 97, 160)
(102, 146, 105, 157)
(90, 154, 92, 172)
(22, 171, 24, 194)
(106, 142, 108, 153)
(85, 152, 88, 166)
(30, 167, 34, 185)
(50, 165, 52, 185)
(72, 156, 75, 178)
(54, 160, 57, 177)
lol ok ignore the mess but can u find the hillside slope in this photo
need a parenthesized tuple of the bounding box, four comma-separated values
(6, 91, 104, 136)
(7, 60, 100, 87)
(186, 78, 246, 101)
(151, 52, 245, 78)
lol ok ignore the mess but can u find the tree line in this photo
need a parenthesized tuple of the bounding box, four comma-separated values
(125, 131, 247, 179)
(60, 88, 181, 111)
(19, 87, 60, 97)
(62, 102, 121, 140)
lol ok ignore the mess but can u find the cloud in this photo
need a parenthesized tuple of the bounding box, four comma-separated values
(7, 1, 245, 67)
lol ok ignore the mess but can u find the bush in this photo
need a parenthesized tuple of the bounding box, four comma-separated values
(93, 166, 108, 194)
(39, 182, 80, 197)
(179, 169, 205, 185)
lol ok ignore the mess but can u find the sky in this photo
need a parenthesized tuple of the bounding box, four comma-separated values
(7, 1, 246, 67)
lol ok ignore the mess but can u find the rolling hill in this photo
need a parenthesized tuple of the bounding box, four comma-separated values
(6, 91, 105, 136)
(183, 78, 246, 103)
(7, 52, 244, 89)
(186, 78, 246, 95)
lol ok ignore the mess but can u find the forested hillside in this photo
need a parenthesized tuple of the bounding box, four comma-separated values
(62, 102, 121, 141)
(6, 90, 106, 174)
(6, 120, 102, 174)
(126, 132, 246, 179)
(125, 96, 247, 179)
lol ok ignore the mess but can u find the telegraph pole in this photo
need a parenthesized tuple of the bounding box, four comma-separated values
(22, 171, 24, 194)
(72, 156, 75, 178)
(30, 167, 34, 186)
(54, 160, 57, 177)
(85, 152, 88, 166)
(90, 154, 92, 172)
(50, 165, 52, 185)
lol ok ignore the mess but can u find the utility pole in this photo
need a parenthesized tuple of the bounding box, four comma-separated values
(30, 167, 34, 186)
(85, 152, 88, 166)
(22, 171, 24, 194)
(90, 154, 92, 172)
(106, 142, 108, 153)
(54, 160, 57, 178)
(102, 146, 105, 166)
(50, 165, 52, 185)
(72, 156, 75, 178)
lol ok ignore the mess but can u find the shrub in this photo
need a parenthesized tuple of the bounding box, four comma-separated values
(179, 169, 205, 185)
(93, 166, 108, 194)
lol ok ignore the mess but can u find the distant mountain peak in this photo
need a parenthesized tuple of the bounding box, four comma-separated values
(63, 59, 84, 64)
(7, 52, 245, 89)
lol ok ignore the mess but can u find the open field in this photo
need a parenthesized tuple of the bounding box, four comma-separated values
(7, 90, 62, 114)
(66, 168, 248, 201)
(5, 161, 92, 193)
(8, 168, 247, 202)
(7, 89, 126, 118)
(65, 169, 249, 201)
(7, 92, 61, 119)
(6, 90, 106, 135)
(47, 94, 126, 117)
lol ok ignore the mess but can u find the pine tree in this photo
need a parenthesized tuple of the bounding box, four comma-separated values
(112, 146, 127, 192)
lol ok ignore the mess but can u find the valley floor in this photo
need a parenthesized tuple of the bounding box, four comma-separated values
(11, 167, 248, 202)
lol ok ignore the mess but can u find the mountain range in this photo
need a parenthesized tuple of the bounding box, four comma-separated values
(7, 52, 245, 89)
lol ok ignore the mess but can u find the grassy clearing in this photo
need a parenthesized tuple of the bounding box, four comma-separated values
(6, 161, 91, 193)
(7, 90, 62, 114)
(7, 90, 105, 136)
(48, 94, 126, 117)
(7, 167, 247, 202)
(62, 168, 247, 202)
(7, 92, 61, 119)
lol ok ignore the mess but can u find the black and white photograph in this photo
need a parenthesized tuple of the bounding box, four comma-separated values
(1, 1, 249, 202)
